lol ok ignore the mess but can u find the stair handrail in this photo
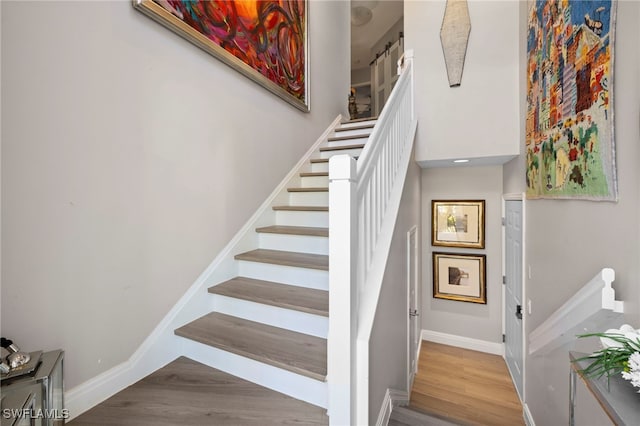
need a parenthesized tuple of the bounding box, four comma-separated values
(528, 268, 624, 356)
(328, 49, 417, 426)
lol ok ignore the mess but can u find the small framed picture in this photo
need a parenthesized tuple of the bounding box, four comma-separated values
(433, 252, 486, 304)
(432, 200, 485, 249)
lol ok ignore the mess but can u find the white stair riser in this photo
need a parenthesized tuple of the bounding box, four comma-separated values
(275, 210, 328, 227)
(324, 136, 369, 149)
(212, 294, 328, 338)
(332, 128, 373, 138)
(300, 175, 329, 187)
(320, 147, 363, 159)
(288, 191, 329, 206)
(259, 232, 328, 255)
(310, 162, 329, 173)
(237, 260, 328, 291)
(180, 338, 328, 408)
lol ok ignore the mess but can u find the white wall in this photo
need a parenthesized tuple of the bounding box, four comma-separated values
(421, 166, 503, 344)
(503, 1, 640, 424)
(1, 0, 349, 389)
(369, 155, 421, 422)
(405, 0, 520, 166)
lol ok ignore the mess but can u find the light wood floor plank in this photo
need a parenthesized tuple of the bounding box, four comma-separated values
(68, 357, 327, 425)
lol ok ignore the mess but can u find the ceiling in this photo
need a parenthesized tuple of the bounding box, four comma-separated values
(351, 0, 404, 70)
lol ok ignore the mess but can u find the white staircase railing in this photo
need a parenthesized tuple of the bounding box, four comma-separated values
(529, 268, 624, 356)
(328, 50, 417, 426)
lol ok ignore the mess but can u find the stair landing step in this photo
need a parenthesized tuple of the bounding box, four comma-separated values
(67, 356, 328, 425)
(235, 249, 328, 271)
(341, 116, 378, 124)
(209, 277, 328, 316)
(256, 225, 328, 237)
(175, 313, 327, 381)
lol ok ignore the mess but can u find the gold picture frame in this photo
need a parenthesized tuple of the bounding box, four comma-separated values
(431, 200, 485, 249)
(433, 252, 486, 304)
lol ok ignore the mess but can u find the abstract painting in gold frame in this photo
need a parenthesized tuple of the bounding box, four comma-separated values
(134, 0, 309, 111)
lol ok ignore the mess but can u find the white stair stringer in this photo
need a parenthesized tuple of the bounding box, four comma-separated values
(211, 294, 328, 338)
(180, 337, 328, 409)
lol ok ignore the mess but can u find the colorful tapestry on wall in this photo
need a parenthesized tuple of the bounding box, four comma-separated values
(526, 0, 617, 201)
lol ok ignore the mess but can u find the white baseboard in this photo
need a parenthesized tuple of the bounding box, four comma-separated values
(523, 403, 535, 426)
(375, 388, 409, 426)
(421, 329, 503, 356)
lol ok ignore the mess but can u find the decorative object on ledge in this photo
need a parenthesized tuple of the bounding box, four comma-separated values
(133, 0, 309, 112)
(439, 0, 471, 87)
(570, 351, 640, 426)
(431, 200, 485, 249)
(574, 325, 640, 390)
(433, 252, 486, 304)
(528, 268, 624, 356)
(526, 0, 617, 200)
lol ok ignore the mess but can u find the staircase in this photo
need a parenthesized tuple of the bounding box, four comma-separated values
(174, 117, 377, 411)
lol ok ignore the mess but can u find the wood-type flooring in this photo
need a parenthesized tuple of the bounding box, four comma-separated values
(409, 341, 524, 426)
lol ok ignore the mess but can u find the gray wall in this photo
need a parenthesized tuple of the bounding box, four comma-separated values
(405, 0, 519, 165)
(1, 0, 349, 389)
(421, 166, 503, 343)
(369, 155, 421, 422)
(503, 0, 640, 424)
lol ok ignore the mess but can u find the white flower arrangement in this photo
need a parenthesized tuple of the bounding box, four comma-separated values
(577, 324, 640, 392)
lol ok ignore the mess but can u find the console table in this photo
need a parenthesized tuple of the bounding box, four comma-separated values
(570, 352, 640, 425)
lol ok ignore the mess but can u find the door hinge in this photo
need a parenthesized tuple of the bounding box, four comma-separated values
(503, 275, 506, 285)
(501, 217, 506, 226)
(409, 309, 419, 318)
(502, 334, 506, 343)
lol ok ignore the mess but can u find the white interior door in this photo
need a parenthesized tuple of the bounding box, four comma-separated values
(407, 226, 419, 390)
(505, 200, 524, 400)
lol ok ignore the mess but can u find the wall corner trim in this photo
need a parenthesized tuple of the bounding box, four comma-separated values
(421, 329, 504, 356)
(375, 388, 409, 426)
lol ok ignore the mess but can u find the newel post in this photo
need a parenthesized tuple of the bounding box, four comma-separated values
(328, 154, 357, 426)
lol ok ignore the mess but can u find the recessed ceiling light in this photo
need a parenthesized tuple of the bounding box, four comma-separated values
(453, 159, 469, 163)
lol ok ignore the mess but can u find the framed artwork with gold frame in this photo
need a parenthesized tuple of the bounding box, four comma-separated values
(433, 252, 486, 304)
(431, 200, 485, 249)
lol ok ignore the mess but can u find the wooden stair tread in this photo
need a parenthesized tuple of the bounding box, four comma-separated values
(256, 225, 328, 237)
(209, 277, 328, 316)
(327, 134, 369, 142)
(300, 171, 328, 177)
(235, 249, 328, 270)
(310, 156, 359, 164)
(310, 158, 329, 164)
(287, 186, 328, 192)
(272, 205, 328, 211)
(341, 116, 378, 124)
(68, 356, 328, 425)
(334, 123, 375, 132)
(175, 313, 327, 381)
(319, 143, 365, 152)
